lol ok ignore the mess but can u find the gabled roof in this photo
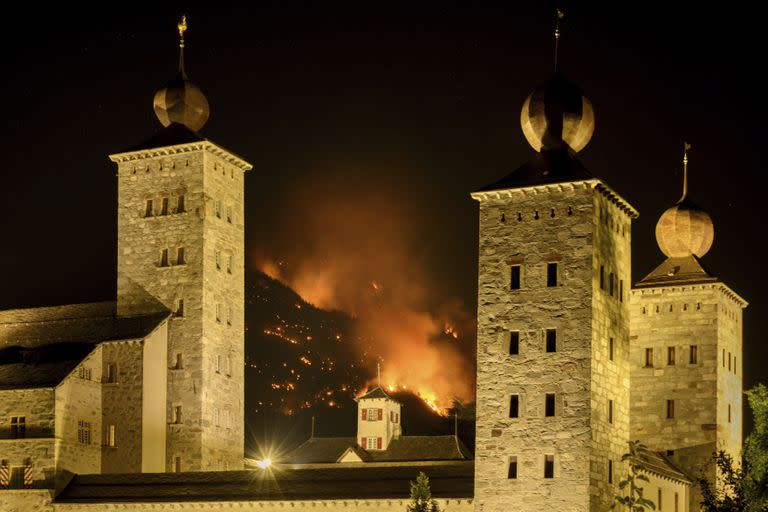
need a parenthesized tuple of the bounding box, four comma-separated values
(636, 255, 718, 288)
(55, 462, 475, 503)
(281, 435, 471, 465)
(638, 448, 691, 484)
(356, 385, 399, 402)
(0, 342, 96, 390)
(476, 148, 593, 192)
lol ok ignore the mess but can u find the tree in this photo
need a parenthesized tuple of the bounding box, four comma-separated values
(407, 471, 442, 512)
(613, 440, 657, 511)
(699, 384, 768, 512)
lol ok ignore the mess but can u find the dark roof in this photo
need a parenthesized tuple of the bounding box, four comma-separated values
(55, 462, 474, 503)
(356, 385, 398, 402)
(476, 148, 593, 192)
(636, 255, 718, 288)
(281, 435, 471, 464)
(639, 448, 691, 484)
(0, 342, 96, 390)
(121, 123, 206, 153)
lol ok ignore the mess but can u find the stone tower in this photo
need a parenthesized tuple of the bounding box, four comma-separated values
(629, 147, 746, 509)
(110, 18, 251, 471)
(472, 68, 638, 510)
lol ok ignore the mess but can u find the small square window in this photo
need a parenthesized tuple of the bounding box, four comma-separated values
(145, 199, 154, 218)
(160, 197, 169, 216)
(176, 195, 185, 213)
(546, 329, 557, 353)
(547, 263, 558, 287)
(176, 247, 186, 265)
(509, 331, 519, 355)
(545, 393, 555, 417)
(510, 265, 521, 290)
(509, 395, 519, 418)
(544, 455, 554, 478)
(508, 457, 518, 479)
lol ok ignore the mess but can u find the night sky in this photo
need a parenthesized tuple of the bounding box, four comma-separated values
(1, 4, 766, 428)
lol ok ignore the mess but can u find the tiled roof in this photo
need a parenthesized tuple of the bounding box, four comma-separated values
(55, 462, 474, 503)
(476, 148, 593, 192)
(638, 448, 691, 484)
(356, 385, 398, 401)
(281, 435, 471, 464)
(636, 255, 718, 288)
(0, 342, 96, 390)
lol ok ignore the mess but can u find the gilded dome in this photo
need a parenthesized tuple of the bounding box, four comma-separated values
(520, 73, 595, 153)
(655, 198, 714, 258)
(153, 72, 210, 132)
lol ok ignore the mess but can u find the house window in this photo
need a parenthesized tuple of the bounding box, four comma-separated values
(547, 263, 558, 287)
(609, 337, 614, 361)
(174, 457, 181, 472)
(510, 265, 521, 290)
(366, 408, 381, 421)
(509, 395, 519, 418)
(160, 248, 169, 267)
(226, 206, 232, 223)
(608, 459, 614, 484)
(728, 352, 732, 371)
(668, 347, 676, 366)
(734, 357, 737, 374)
(176, 247, 186, 265)
(546, 329, 557, 353)
(658, 489, 663, 511)
(544, 455, 554, 478)
(108, 425, 116, 447)
(77, 420, 91, 444)
(174, 353, 183, 370)
(723, 349, 726, 367)
(227, 254, 233, 274)
(174, 406, 183, 424)
(366, 437, 381, 450)
(10, 416, 26, 439)
(105, 363, 117, 383)
(508, 457, 518, 479)
(176, 195, 185, 213)
(175, 299, 184, 318)
(160, 197, 169, 216)
(675, 492, 679, 512)
(608, 400, 614, 424)
(645, 348, 654, 368)
(144, 199, 154, 217)
(226, 356, 232, 377)
(545, 394, 555, 417)
(690, 345, 698, 364)
(666, 400, 675, 419)
(619, 280, 624, 302)
(609, 272, 614, 296)
(509, 331, 519, 355)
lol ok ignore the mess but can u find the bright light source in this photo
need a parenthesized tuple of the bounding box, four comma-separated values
(256, 458, 272, 469)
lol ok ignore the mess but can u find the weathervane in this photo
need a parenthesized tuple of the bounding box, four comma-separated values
(681, 142, 692, 202)
(177, 15, 188, 75)
(554, 8, 565, 71)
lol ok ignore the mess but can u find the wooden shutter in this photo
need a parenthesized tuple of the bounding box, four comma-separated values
(361, 437, 366, 448)
(361, 409, 366, 420)
(377, 409, 383, 420)
(377, 437, 382, 449)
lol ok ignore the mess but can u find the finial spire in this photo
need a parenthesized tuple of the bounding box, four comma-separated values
(377, 362, 381, 387)
(177, 15, 188, 77)
(554, 8, 565, 72)
(680, 142, 692, 202)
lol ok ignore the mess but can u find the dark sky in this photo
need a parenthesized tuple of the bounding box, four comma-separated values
(1, 4, 766, 402)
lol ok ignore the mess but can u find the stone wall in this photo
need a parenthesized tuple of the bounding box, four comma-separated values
(472, 180, 635, 512)
(0, 490, 54, 512)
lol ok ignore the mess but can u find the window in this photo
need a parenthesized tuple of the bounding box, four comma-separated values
(600, 265, 605, 290)
(78, 365, 91, 380)
(227, 254, 233, 274)
(366, 437, 381, 450)
(227, 305, 232, 326)
(509, 395, 519, 418)
(609, 272, 614, 296)
(690, 345, 698, 364)
(77, 420, 91, 444)
(160, 197, 169, 216)
(547, 263, 558, 287)
(105, 363, 117, 384)
(176, 195, 185, 213)
(160, 248, 169, 267)
(214, 200, 221, 218)
(508, 457, 518, 479)
(216, 355, 222, 374)
(215, 251, 221, 270)
(174, 457, 181, 472)
(734, 356, 737, 374)
(545, 394, 555, 417)
(546, 329, 557, 353)
(668, 347, 676, 366)
(145, 199, 154, 217)
(226, 206, 232, 223)
(509, 331, 519, 355)
(619, 280, 624, 302)
(723, 349, 726, 367)
(10, 416, 26, 439)
(609, 337, 614, 361)
(366, 408, 381, 421)
(174, 353, 183, 370)
(544, 455, 554, 478)
(175, 298, 184, 318)
(176, 247, 186, 265)
(645, 348, 654, 368)
(108, 425, 116, 447)
(666, 399, 675, 419)
(216, 303, 222, 323)
(174, 406, 183, 424)
(213, 408, 220, 427)
(728, 404, 731, 423)
(658, 489, 663, 510)
(608, 399, 614, 424)
(226, 356, 232, 377)
(608, 459, 614, 484)
(728, 352, 732, 371)
(675, 492, 679, 512)
(510, 265, 521, 290)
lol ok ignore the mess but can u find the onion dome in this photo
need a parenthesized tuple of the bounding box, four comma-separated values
(152, 16, 210, 132)
(654, 144, 714, 258)
(520, 73, 595, 153)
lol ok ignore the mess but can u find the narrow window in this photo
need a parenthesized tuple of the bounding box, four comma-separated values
(227, 254, 233, 274)
(668, 347, 676, 366)
(547, 263, 558, 287)
(609, 337, 614, 361)
(609, 272, 615, 296)
(675, 492, 679, 512)
(174, 353, 183, 370)
(619, 280, 624, 302)
(108, 424, 116, 447)
(546, 329, 557, 353)
(226, 356, 232, 377)
(174, 457, 181, 472)
(176, 247, 186, 265)
(216, 355, 222, 374)
(697, 302, 701, 310)
(160, 248, 169, 267)
(728, 404, 731, 423)
(215, 251, 221, 270)
(176, 195, 185, 213)
(509, 331, 520, 355)
(77, 420, 91, 444)
(160, 197, 169, 216)
(510, 265, 521, 290)
(728, 352, 732, 371)
(666, 399, 675, 419)
(10, 416, 26, 439)
(144, 199, 154, 217)
(608, 399, 614, 424)
(226, 305, 232, 326)
(723, 349, 726, 367)
(174, 406, 183, 424)
(226, 206, 232, 224)
(544, 455, 554, 478)
(690, 345, 698, 364)
(508, 457, 518, 479)
(645, 348, 654, 368)
(545, 393, 555, 417)
(175, 298, 184, 318)
(734, 356, 737, 374)
(105, 363, 117, 384)
(216, 303, 222, 323)
(608, 459, 613, 484)
(509, 395, 519, 418)
(658, 489, 663, 511)
(600, 265, 605, 290)
(214, 200, 221, 218)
